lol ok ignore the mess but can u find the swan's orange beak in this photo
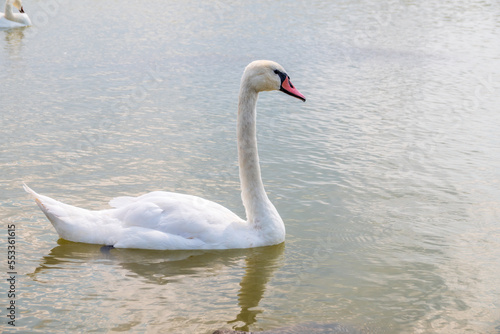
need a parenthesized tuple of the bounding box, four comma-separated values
(280, 76, 306, 102)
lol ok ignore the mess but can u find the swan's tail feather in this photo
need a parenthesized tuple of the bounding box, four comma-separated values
(23, 183, 82, 217)
(23, 183, 50, 212)
(23, 183, 102, 243)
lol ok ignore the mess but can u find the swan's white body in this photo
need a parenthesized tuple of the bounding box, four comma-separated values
(25, 60, 306, 250)
(0, 0, 31, 28)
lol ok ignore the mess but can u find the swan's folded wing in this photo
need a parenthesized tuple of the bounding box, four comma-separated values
(110, 191, 244, 240)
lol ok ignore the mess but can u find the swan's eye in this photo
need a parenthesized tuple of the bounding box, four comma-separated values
(273, 69, 287, 83)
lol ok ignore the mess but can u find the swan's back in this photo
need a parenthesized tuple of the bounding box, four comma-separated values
(1, 15, 21, 28)
(0, 13, 31, 28)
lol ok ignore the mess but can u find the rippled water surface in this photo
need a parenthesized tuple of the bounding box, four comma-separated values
(1, 0, 500, 333)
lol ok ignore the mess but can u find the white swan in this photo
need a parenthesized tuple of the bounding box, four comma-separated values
(0, 0, 31, 28)
(24, 60, 306, 250)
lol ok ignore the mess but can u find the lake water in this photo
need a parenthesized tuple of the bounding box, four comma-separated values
(1, 0, 499, 333)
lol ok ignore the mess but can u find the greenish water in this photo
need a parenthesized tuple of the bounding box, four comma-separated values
(1, 0, 499, 333)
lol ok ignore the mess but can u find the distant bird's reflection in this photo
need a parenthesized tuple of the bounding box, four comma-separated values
(32, 239, 285, 331)
(3, 27, 26, 58)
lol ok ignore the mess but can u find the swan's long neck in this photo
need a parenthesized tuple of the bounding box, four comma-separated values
(4, 1, 23, 23)
(237, 82, 284, 235)
(4, 2, 14, 19)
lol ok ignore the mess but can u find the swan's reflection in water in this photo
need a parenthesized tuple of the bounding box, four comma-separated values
(227, 243, 284, 331)
(3, 27, 26, 58)
(32, 239, 285, 331)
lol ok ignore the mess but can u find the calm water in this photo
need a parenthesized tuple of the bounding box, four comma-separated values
(1, 0, 500, 333)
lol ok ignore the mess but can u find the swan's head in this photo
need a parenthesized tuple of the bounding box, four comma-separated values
(12, 0, 25, 13)
(242, 60, 306, 102)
